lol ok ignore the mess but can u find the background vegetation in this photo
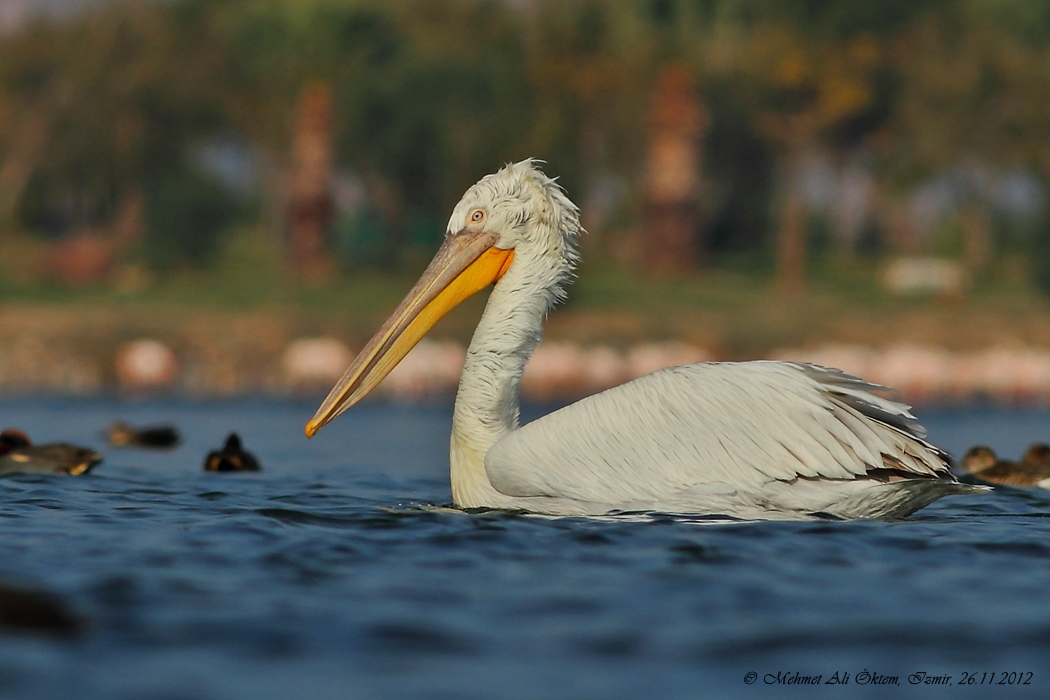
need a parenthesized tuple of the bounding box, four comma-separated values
(3, 0, 1050, 306)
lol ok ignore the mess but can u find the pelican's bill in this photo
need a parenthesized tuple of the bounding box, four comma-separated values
(306, 229, 513, 437)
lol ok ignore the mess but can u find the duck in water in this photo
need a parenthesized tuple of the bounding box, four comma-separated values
(0, 429, 103, 477)
(204, 433, 260, 473)
(0, 583, 83, 636)
(105, 421, 181, 450)
(960, 444, 1050, 489)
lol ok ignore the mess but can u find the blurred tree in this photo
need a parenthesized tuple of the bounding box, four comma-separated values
(720, 24, 887, 292)
(643, 64, 706, 274)
(524, 1, 655, 204)
(0, 0, 233, 272)
(1033, 209, 1050, 295)
(288, 83, 336, 280)
(3, 0, 1050, 288)
(143, 165, 238, 272)
(218, 0, 535, 265)
(885, 3, 1050, 278)
(888, 4, 1050, 179)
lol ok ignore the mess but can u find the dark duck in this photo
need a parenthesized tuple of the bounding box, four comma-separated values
(960, 444, 1050, 489)
(105, 421, 181, 449)
(0, 429, 103, 476)
(204, 433, 260, 473)
(0, 583, 83, 637)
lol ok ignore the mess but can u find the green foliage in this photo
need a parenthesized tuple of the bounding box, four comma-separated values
(0, 1, 230, 240)
(332, 207, 390, 271)
(1032, 215, 1050, 295)
(143, 168, 240, 271)
(3, 0, 1050, 277)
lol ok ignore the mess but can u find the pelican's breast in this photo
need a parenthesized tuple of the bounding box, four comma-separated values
(484, 362, 952, 506)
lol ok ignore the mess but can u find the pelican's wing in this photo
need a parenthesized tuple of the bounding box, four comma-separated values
(485, 362, 952, 504)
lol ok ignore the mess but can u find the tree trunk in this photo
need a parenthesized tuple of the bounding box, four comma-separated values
(0, 106, 52, 233)
(962, 202, 991, 275)
(776, 188, 805, 294)
(288, 83, 335, 280)
(643, 64, 706, 275)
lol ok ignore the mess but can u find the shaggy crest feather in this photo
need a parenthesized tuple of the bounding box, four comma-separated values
(447, 159, 581, 309)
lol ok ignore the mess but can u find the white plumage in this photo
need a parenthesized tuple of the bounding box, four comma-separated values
(482, 362, 970, 518)
(308, 159, 982, 519)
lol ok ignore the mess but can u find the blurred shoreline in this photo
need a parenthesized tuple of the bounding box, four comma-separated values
(6, 284, 1050, 406)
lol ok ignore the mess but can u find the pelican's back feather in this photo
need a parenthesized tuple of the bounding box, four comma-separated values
(485, 361, 953, 505)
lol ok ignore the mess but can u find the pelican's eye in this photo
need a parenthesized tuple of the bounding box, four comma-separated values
(469, 209, 486, 224)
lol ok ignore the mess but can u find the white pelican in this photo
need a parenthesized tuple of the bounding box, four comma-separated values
(306, 160, 981, 519)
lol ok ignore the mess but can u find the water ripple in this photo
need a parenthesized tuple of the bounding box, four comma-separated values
(2, 399, 1050, 699)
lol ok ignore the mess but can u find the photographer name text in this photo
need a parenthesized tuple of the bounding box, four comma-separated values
(744, 670, 1034, 686)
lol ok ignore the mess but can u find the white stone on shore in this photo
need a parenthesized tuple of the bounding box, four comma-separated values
(883, 257, 968, 295)
(772, 342, 1050, 404)
(582, 346, 628, 391)
(82, 335, 1050, 405)
(115, 339, 178, 391)
(383, 339, 466, 399)
(521, 342, 586, 400)
(627, 342, 711, 378)
(770, 343, 876, 379)
(521, 341, 713, 400)
(952, 346, 1050, 402)
(868, 344, 955, 403)
(0, 334, 103, 395)
(283, 337, 354, 389)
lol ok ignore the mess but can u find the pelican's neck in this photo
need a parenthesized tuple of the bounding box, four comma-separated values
(450, 255, 561, 507)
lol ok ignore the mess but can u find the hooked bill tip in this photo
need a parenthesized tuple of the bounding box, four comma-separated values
(304, 421, 319, 439)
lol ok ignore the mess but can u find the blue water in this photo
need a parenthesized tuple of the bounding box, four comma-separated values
(1, 399, 1050, 700)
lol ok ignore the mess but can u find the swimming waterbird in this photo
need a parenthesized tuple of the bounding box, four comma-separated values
(961, 445, 1050, 489)
(0, 583, 83, 636)
(0, 429, 102, 476)
(306, 160, 980, 519)
(105, 421, 181, 449)
(204, 433, 260, 473)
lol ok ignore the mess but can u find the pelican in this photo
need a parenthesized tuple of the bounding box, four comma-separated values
(307, 160, 981, 519)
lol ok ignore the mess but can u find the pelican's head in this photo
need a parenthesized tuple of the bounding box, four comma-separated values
(306, 159, 580, 437)
(445, 158, 580, 272)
